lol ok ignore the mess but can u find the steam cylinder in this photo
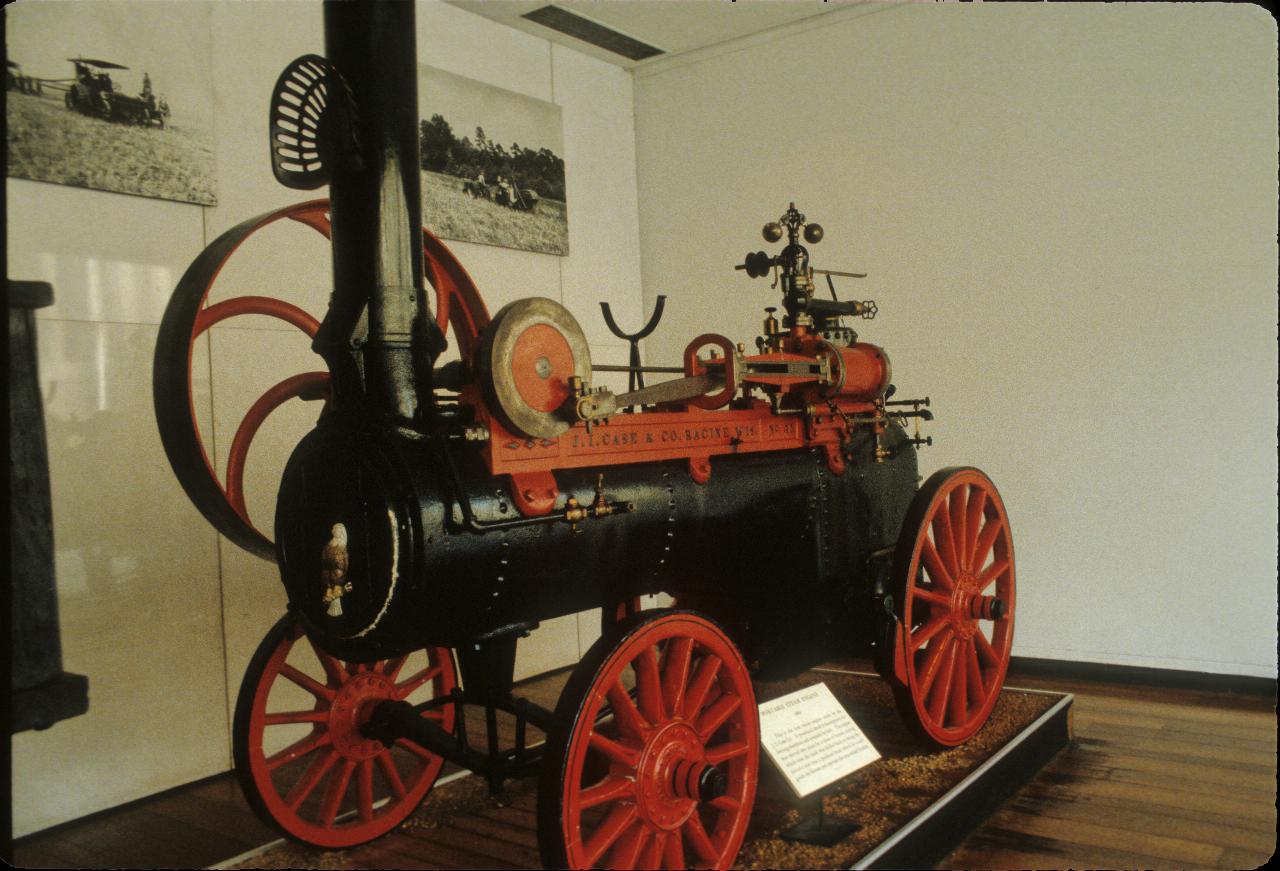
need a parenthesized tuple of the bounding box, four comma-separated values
(827, 343, 892, 402)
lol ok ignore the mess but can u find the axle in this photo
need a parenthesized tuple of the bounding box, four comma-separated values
(363, 688, 556, 794)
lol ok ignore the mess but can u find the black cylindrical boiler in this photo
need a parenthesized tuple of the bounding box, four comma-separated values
(275, 421, 918, 663)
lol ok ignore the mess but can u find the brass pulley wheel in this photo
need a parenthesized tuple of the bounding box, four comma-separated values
(479, 297, 592, 440)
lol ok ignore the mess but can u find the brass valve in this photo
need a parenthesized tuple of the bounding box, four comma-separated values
(562, 475, 634, 533)
(762, 306, 780, 337)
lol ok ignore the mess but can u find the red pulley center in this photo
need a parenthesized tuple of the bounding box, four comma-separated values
(510, 323, 574, 413)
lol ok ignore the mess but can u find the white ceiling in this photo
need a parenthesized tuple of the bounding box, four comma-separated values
(449, 0, 874, 70)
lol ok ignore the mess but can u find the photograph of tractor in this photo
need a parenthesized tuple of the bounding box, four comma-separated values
(62, 57, 168, 127)
(463, 172, 540, 211)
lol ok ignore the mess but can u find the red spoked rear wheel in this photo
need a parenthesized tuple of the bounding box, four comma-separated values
(888, 467, 1016, 747)
(233, 614, 457, 848)
(539, 610, 758, 870)
(154, 199, 489, 559)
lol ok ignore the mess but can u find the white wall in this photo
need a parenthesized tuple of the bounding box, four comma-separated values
(8, 0, 642, 836)
(633, 3, 1278, 677)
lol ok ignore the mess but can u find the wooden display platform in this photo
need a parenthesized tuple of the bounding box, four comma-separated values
(228, 666, 1071, 870)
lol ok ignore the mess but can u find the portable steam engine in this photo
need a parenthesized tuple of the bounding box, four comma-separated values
(153, 4, 1016, 867)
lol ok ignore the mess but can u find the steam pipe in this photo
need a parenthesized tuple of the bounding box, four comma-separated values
(321, 0, 445, 427)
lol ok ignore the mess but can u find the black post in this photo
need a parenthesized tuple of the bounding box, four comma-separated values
(318, 0, 445, 427)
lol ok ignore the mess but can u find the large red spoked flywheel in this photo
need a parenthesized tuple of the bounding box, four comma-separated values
(539, 610, 759, 870)
(887, 467, 1016, 747)
(153, 199, 489, 560)
(233, 613, 457, 847)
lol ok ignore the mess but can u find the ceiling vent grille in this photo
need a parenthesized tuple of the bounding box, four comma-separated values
(522, 5, 665, 62)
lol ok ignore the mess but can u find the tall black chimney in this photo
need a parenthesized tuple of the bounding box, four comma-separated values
(317, 0, 445, 427)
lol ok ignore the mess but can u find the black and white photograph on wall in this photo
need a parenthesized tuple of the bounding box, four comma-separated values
(419, 64, 568, 256)
(4, 0, 217, 205)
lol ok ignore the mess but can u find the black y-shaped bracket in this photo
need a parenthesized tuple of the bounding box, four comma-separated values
(600, 295, 666, 393)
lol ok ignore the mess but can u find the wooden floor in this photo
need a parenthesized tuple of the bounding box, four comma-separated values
(942, 670, 1277, 870)
(11, 663, 1276, 870)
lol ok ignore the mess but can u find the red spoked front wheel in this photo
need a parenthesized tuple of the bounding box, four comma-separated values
(153, 199, 490, 559)
(888, 467, 1016, 747)
(539, 610, 758, 870)
(233, 614, 457, 847)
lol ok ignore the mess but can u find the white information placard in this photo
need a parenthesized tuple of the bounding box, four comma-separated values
(757, 683, 880, 797)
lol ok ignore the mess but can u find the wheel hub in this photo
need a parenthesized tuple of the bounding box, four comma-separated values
(330, 670, 396, 759)
(947, 573, 1005, 638)
(634, 720, 714, 830)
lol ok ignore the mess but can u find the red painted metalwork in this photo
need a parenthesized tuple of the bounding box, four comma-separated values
(682, 334, 737, 410)
(512, 323, 576, 413)
(889, 468, 1016, 747)
(509, 470, 559, 517)
(225, 372, 331, 520)
(234, 614, 457, 848)
(156, 198, 489, 554)
(542, 611, 758, 870)
(825, 343, 892, 401)
(479, 399, 876, 479)
(193, 295, 321, 338)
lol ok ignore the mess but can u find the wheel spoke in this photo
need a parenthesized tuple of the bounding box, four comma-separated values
(977, 557, 1010, 593)
(284, 747, 339, 809)
(931, 507, 960, 578)
(916, 630, 953, 697)
(379, 654, 409, 681)
(964, 488, 988, 569)
(696, 692, 741, 742)
(974, 628, 1001, 668)
(279, 663, 336, 701)
(663, 828, 684, 870)
(357, 759, 375, 822)
(644, 832, 666, 870)
(589, 731, 641, 769)
(926, 640, 958, 724)
(376, 749, 407, 799)
(965, 639, 986, 706)
(681, 654, 722, 720)
(305, 634, 348, 686)
(266, 728, 332, 770)
(607, 819, 648, 870)
(634, 645, 666, 725)
(947, 639, 968, 728)
(710, 794, 741, 813)
(607, 679, 651, 740)
(912, 585, 950, 607)
(264, 709, 329, 726)
(661, 637, 694, 718)
(683, 812, 719, 864)
(395, 738, 437, 763)
(578, 776, 635, 809)
(705, 740, 749, 764)
(395, 664, 442, 699)
(319, 758, 357, 827)
(971, 516, 1003, 574)
(949, 485, 969, 572)
(921, 539, 955, 589)
(909, 613, 950, 651)
(584, 803, 638, 866)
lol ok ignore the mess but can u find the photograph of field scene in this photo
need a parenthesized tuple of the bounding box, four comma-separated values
(5, 0, 216, 205)
(419, 65, 568, 256)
